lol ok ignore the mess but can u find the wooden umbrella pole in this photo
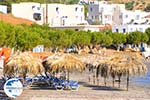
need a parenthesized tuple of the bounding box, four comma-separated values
(112, 78, 115, 87)
(104, 77, 106, 86)
(93, 74, 95, 84)
(67, 70, 70, 81)
(88, 75, 91, 82)
(127, 70, 129, 91)
(118, 75, 121, 88)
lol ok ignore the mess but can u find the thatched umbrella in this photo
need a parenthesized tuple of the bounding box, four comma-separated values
(79, 54, 102, 84)
(118, 57, 146, 90)
(42, 54, 62, 76)
(49, 54, 85, 80)
(96, 55, 123, 86)
(4, 52, 44, 82)
(96, 54, 146, 90)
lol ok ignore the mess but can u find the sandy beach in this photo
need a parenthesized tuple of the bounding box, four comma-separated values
(0, 50, 150, 100)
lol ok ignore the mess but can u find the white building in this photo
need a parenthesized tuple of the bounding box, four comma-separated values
(112, 10, 150, 33)
(41, 4, 86, 26)
(0, 5, 7, 14)
(12, 2, 86, 26)
(88, 1, 125, 25)
(112, 10, 149, 26)
(12, 2, 42, 24)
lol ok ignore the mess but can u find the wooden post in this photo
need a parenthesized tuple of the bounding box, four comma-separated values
(104, 77, 106, 86)
(93, 74, 95, 84)
(118, 75, 121, 88)
(45, 1, 48, 24)
(67, 71, 70, 81)
(112, 78, 115, 87)
(127, 70, 129, 91)
(88, 75, 91, 82)
(97, 77, 99, 85)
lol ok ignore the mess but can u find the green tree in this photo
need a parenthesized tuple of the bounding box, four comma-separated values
(127, 31, 141, 46)
(74, 30, 91, 49)
(125, 1, 134, 10)
(144, 3, 150, 12)
(145, 28, 150, 44)
(84, 5, 88, 18)
(109, 33, 126, 51)
(101, 34, 113, 46)
(141, 33, 149, 43)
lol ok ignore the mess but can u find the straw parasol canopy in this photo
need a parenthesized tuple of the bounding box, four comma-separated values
(96, 54, 147, 90)
(50, 54, 85, 73)
(42, 54, 62, 73)
(4, 52, 44, 77)
(97, 54, 146, 77)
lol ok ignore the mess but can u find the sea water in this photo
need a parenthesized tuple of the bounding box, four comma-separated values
(132, 69, 150, 84)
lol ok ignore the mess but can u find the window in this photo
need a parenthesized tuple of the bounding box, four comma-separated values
(81, 16, 82, 21)
(56, 7, 59, 12)
(32, 6, 35, 9)
(139, 28, 143, 32)
(33, 13, 41, 21)
(116, 29, 119, 32)
(75, 7, 78, 11)
(125, 15, 128, 18)
(81, 8, 83, 12)
(123, 28, 126, 33)
(136, 15, 140, 20)
(90, 8, 92, 12)
(62, 16, 68, 18)
(95, 16, 97, 20)
(119, 15, 122, 19)
(37, 7, 40, 10)
(75, 29, 79, 31)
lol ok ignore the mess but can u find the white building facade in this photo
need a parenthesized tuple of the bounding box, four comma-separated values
(112, 10, 150, 33)
(0, 5, 7, 14)
(112, 10, 149, 26)
(12, 2, 86, 26)
(88, 1, 125, 25)
(41, 4, 86, 26)
(12, 2, 42, 24)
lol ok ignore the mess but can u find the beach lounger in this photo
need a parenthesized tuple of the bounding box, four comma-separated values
(69, 81, 79, 90)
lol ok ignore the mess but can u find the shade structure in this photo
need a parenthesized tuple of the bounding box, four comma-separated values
(80, 54, 102, 67)
(4, 52, 44, 76)
(108, 56, 146, 76)
(96, 54, 147, 90)
(49, 54, 85, 73)
(42, 54, 62, 73)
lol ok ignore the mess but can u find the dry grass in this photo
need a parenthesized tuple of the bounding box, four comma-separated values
(0, 13, 34, 25)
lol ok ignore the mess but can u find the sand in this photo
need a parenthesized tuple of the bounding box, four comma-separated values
(0, 50, 150, 100)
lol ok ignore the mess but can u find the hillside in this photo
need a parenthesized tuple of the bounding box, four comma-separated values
(109, 0, 150, 11)
(0, 13, 34, 25)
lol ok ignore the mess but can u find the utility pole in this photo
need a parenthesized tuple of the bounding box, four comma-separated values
(44, 0, 48, 24)
(46, 0, 48, 24)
